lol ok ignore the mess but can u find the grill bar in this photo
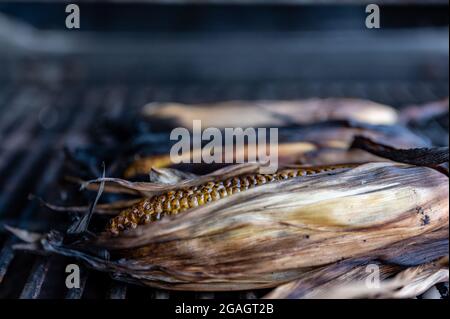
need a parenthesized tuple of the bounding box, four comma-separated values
(108, 283, 128, 299)
(0, 85, 14, 116)
(0, 87, 105, 298)
(0, 88, 44, 140)
(16, 89, 106, 299)
(0, 245, 13, 283)
(151, 290, 170, 299)
(20, 257, 52, 299)
(0, 157, 59, 288)
(0, 139, 49, 211)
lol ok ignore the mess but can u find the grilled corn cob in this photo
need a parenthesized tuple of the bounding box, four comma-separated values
(107, 165, 351, 235)
(94, 163, 448, 290)
(12, 162, 447, 291)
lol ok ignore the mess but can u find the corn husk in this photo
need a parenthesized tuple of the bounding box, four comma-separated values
(123, 143, 384, 178)
(123, 121, 428, 178)
(20, 162, 448, 292)
(143, 98, 398, 128)
(124, 142, 317, 178)
(311, 257, 449, 299)
(264, 256, 448, 299)
(399, 98, 449, 124)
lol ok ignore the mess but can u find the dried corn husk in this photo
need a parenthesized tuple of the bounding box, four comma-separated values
(399, 98, 449, 124)
(264, 257, 448, 299)
(278, 121, 427, 148)
(143, 99, 398, 128)
(305, 257, 449, 299)
(124, 142, 317, 178)
(123, 122, 428, 178)
(19, 162, 448, 292)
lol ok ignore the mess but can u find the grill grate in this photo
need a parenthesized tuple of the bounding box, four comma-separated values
(0, 80, 448, 299)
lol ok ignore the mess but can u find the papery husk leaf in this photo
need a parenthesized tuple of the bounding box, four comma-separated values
(399, 98, 449, 124)
(351, 136, 449, 167)
(34, 197, 142, 215)
(30, 194, 141, 215)
(68, 164, 106, 235)
(375, 226, 449, 266)
(305, 257, 448, 299)
(262, 227, 449, 298)
(37, 168, 199, 216)
(264, 257, 448, 299)
(279, 121, 428, 149)
(148, 168, 198, 184)
(296, 148, 386, 166)
(263, 261, 401, 299)
(124, 142, 317, 178)
(81, 163, 261, 196)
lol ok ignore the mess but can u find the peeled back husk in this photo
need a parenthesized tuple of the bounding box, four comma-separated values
(77, 162, 449, 291)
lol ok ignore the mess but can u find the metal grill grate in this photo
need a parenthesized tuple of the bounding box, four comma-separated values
(0, 80, 448, 299)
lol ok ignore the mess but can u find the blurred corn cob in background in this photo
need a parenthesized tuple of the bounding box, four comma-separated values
(125, 99, 429, 178)
(143, 98, 399, 128)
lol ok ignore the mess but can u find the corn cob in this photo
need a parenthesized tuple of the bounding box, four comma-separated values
(94, 163, 448, 290)
(107, 165, 351, 235)
(123, 142, 317, 178)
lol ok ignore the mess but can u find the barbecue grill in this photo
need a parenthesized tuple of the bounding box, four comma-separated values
(0, 2, 448, 299)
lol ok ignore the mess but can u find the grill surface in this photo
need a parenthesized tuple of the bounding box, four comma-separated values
(0, 78, 448, 299)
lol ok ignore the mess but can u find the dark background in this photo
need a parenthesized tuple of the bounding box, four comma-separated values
(0, 3, 448, 31)
(0, 2, 448, 84)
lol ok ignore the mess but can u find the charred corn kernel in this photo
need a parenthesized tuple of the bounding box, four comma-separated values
(141, 214, 152, 224)
(106, 165, 350, 235)
(210, 189, 220, 201)
(171, 199, 180, 210)
(206, 182, 216, 189)
(232, 186, 241, 194)
(175, 191, 184, 199)
(188, 194, 198, 208)
(163, 200, 171, 211)
(219, 187, 228, 197)
(197, 193, 205, 205)
(288, 171, 297, 178)
(154, 202, 163, 214)
(180, 197, 189, 210)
